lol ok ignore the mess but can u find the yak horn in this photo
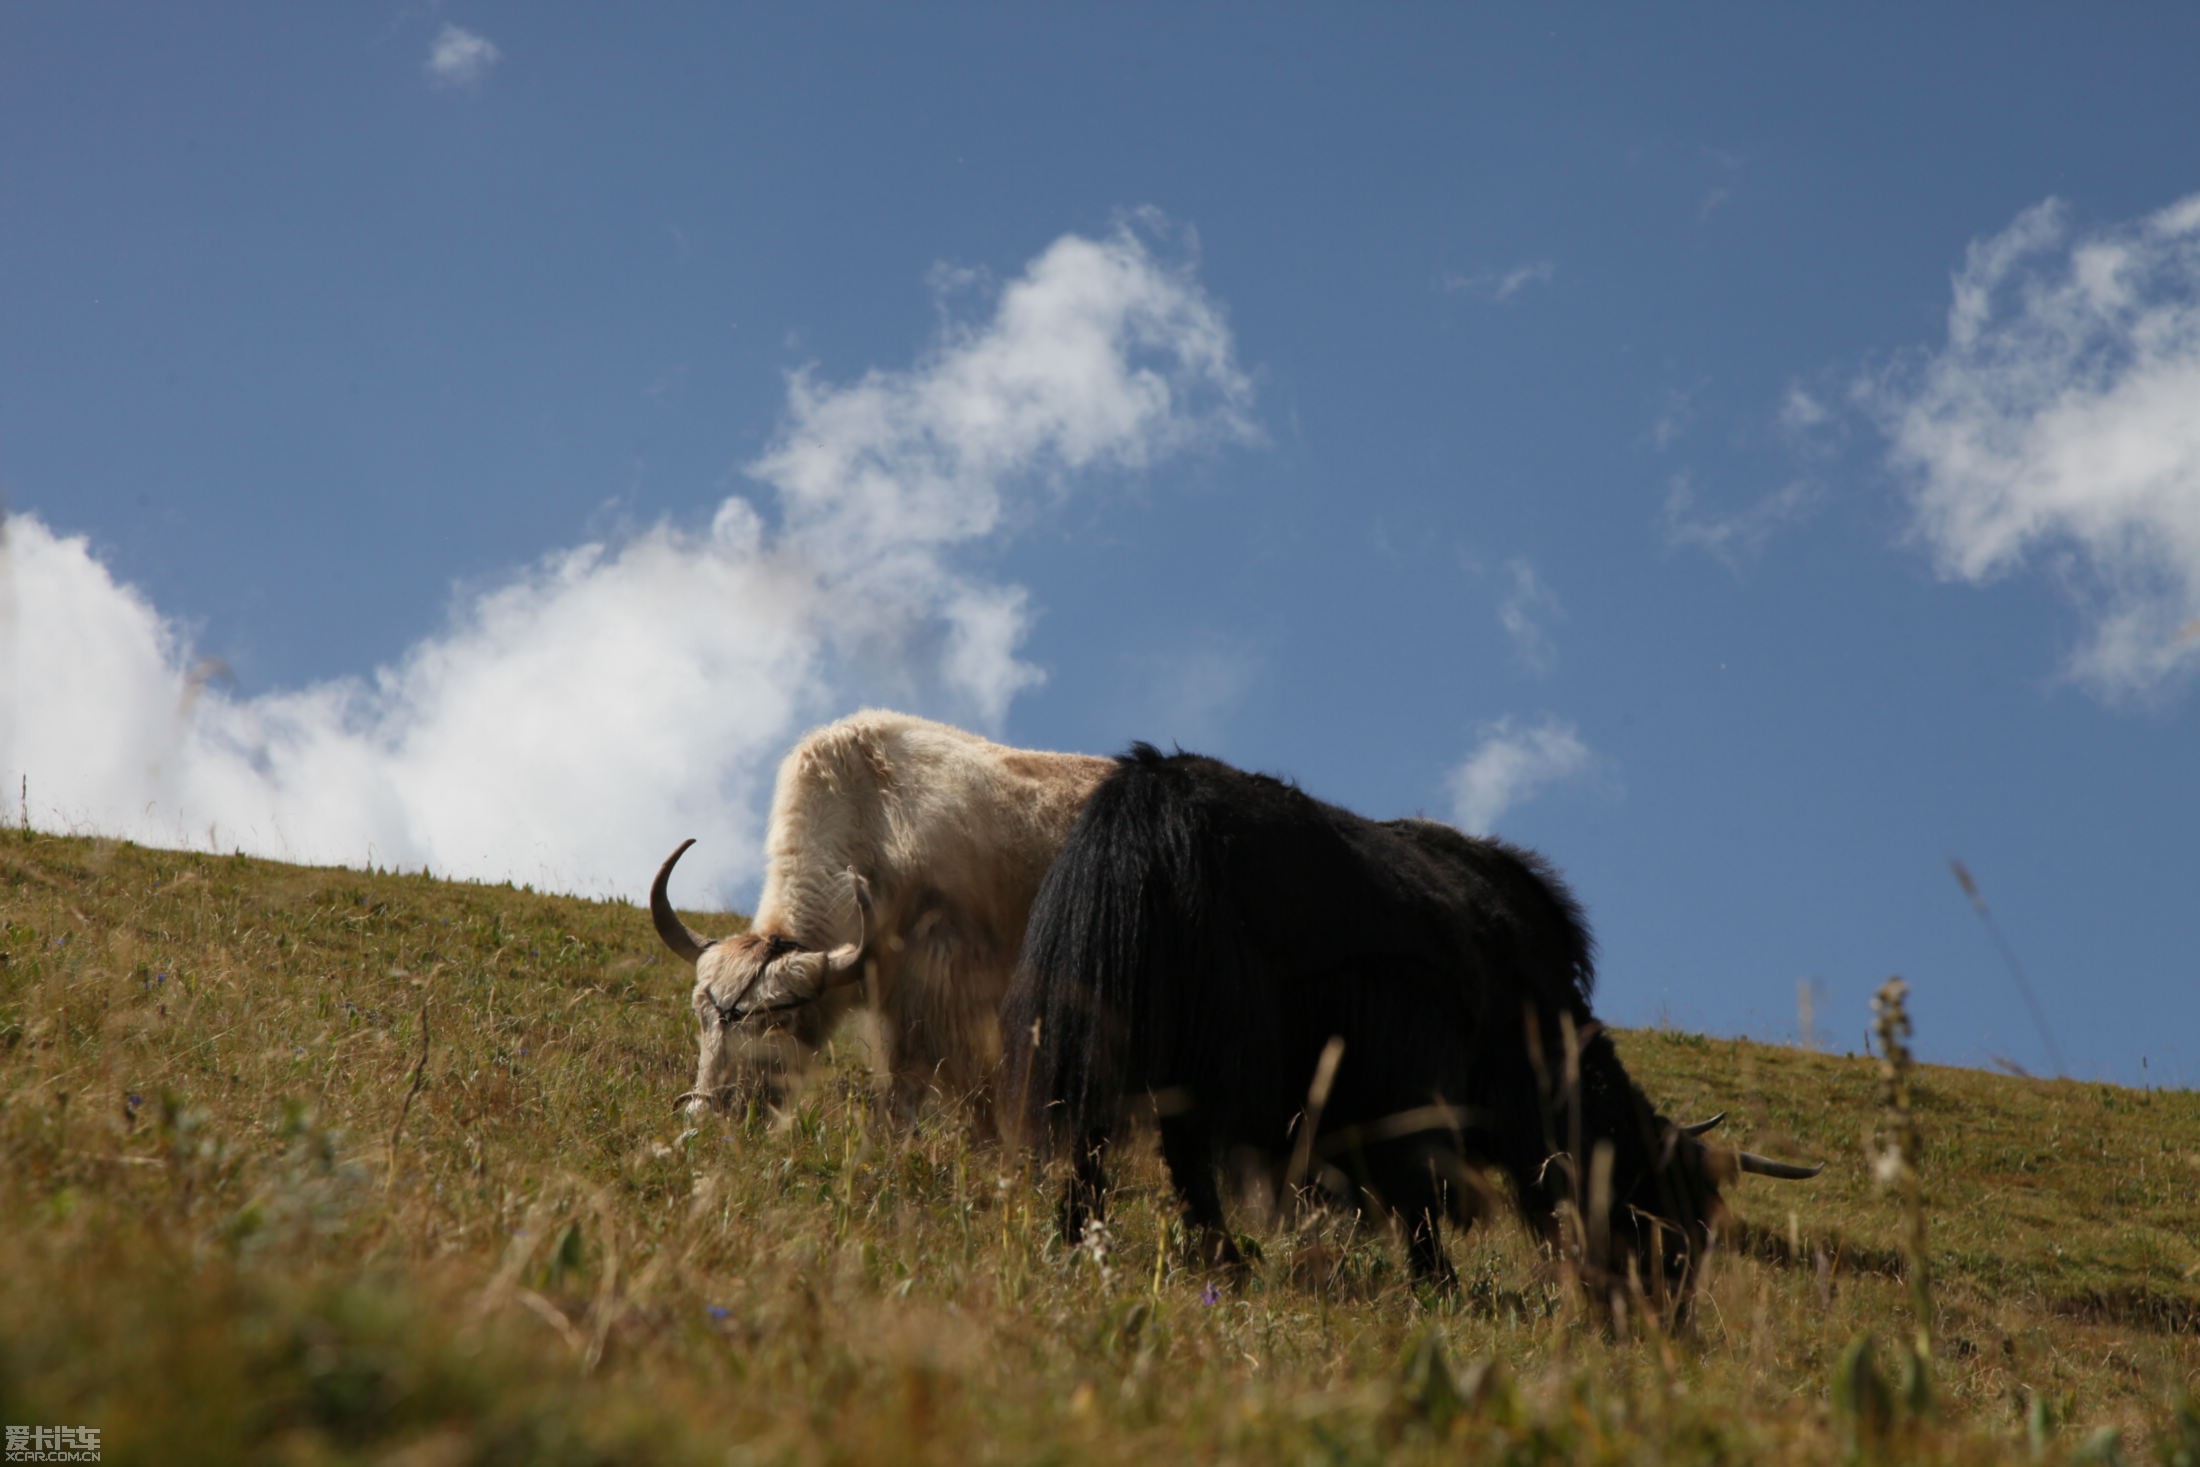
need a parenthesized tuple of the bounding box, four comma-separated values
(818, 869, 874, 987)
(1736, 1150, 1824, 1180)
(1682, 1112, 1727, 1137)
(650, 839, 711, 966)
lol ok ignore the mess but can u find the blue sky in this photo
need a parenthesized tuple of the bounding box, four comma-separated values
(5, 6, 2197, 1084)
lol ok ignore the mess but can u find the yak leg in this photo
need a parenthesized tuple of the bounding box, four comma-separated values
(1060, 1128, 1112, 1246)
(882, 902, 1008, 1136)
(1377, 1146, 1460, 1290)
(1157, 1117, 1243, 1273)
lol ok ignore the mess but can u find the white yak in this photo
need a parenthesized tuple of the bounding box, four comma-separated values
(652, 709, 1108, 1123)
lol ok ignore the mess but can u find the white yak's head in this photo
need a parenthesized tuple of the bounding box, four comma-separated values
(650, 839, 871, 1117)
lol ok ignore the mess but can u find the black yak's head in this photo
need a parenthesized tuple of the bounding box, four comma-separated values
(1608, 1123, 1729, 1315)
(1596, 1114, 1820, 1322)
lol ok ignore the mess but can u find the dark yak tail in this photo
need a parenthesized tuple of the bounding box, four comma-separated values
(1002, 744, 1255, 1155)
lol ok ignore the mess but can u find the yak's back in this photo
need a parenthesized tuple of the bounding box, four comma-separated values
(1380, 817, 1597, 1008)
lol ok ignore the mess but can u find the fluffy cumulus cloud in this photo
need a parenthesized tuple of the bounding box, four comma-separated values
(1872, 193, 2200, 700)
(0, 220, 1253, 902)
(424, 24, 501, 88)
(1445, 716, 1594, 834)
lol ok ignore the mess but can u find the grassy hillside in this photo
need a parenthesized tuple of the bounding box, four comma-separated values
(2, 827, 2195, 1465)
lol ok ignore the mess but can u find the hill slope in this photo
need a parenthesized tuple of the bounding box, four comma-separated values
(2, 829, 2195, 1464)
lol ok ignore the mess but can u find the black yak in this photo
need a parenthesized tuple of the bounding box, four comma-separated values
(1002, 745, 1816, 1311)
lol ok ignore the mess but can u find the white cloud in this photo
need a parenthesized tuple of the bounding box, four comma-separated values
(0, 219, 1254, 903)
(425, 24, 501, 88)
(1660, 473, 1819, 570)
(1496, 558, 1562, 675)
(752, 220, 1255, 722)
(1445, 716, 1594, 834)
(1441, 260, 1557, 302)
(1779, 386, 1830, 432)
(1870, 192, 2200, 700)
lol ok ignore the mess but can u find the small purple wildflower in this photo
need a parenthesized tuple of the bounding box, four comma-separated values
(706, 1305, 732, 1323)
(1201, 1283, 1221, 1306)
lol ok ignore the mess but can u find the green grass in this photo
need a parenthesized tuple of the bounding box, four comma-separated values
(2, 827, 2196, 1464)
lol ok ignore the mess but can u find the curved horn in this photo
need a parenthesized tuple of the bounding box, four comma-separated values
(818, 869, 873, 988)
(650, 839, 711, 966)
(1682, 1112, 1727, 1137)
(1736, 1150, 1824, 1180)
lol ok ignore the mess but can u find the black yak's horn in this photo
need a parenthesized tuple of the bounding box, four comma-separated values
(1736, 1150, 1823, 1180)
(1681, 1112, 1727, 1137)
(651, 839, 711, 967)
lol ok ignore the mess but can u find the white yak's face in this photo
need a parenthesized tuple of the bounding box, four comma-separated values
(682, 933, 849, 1116)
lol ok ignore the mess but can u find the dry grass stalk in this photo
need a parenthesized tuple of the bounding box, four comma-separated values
(1871, 975, 1933, 1379)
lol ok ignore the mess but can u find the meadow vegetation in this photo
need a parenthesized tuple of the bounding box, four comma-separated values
(2, 827, 2196, 1464)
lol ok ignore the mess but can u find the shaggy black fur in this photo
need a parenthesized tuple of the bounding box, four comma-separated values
(1001, 745, 1728, 1310)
